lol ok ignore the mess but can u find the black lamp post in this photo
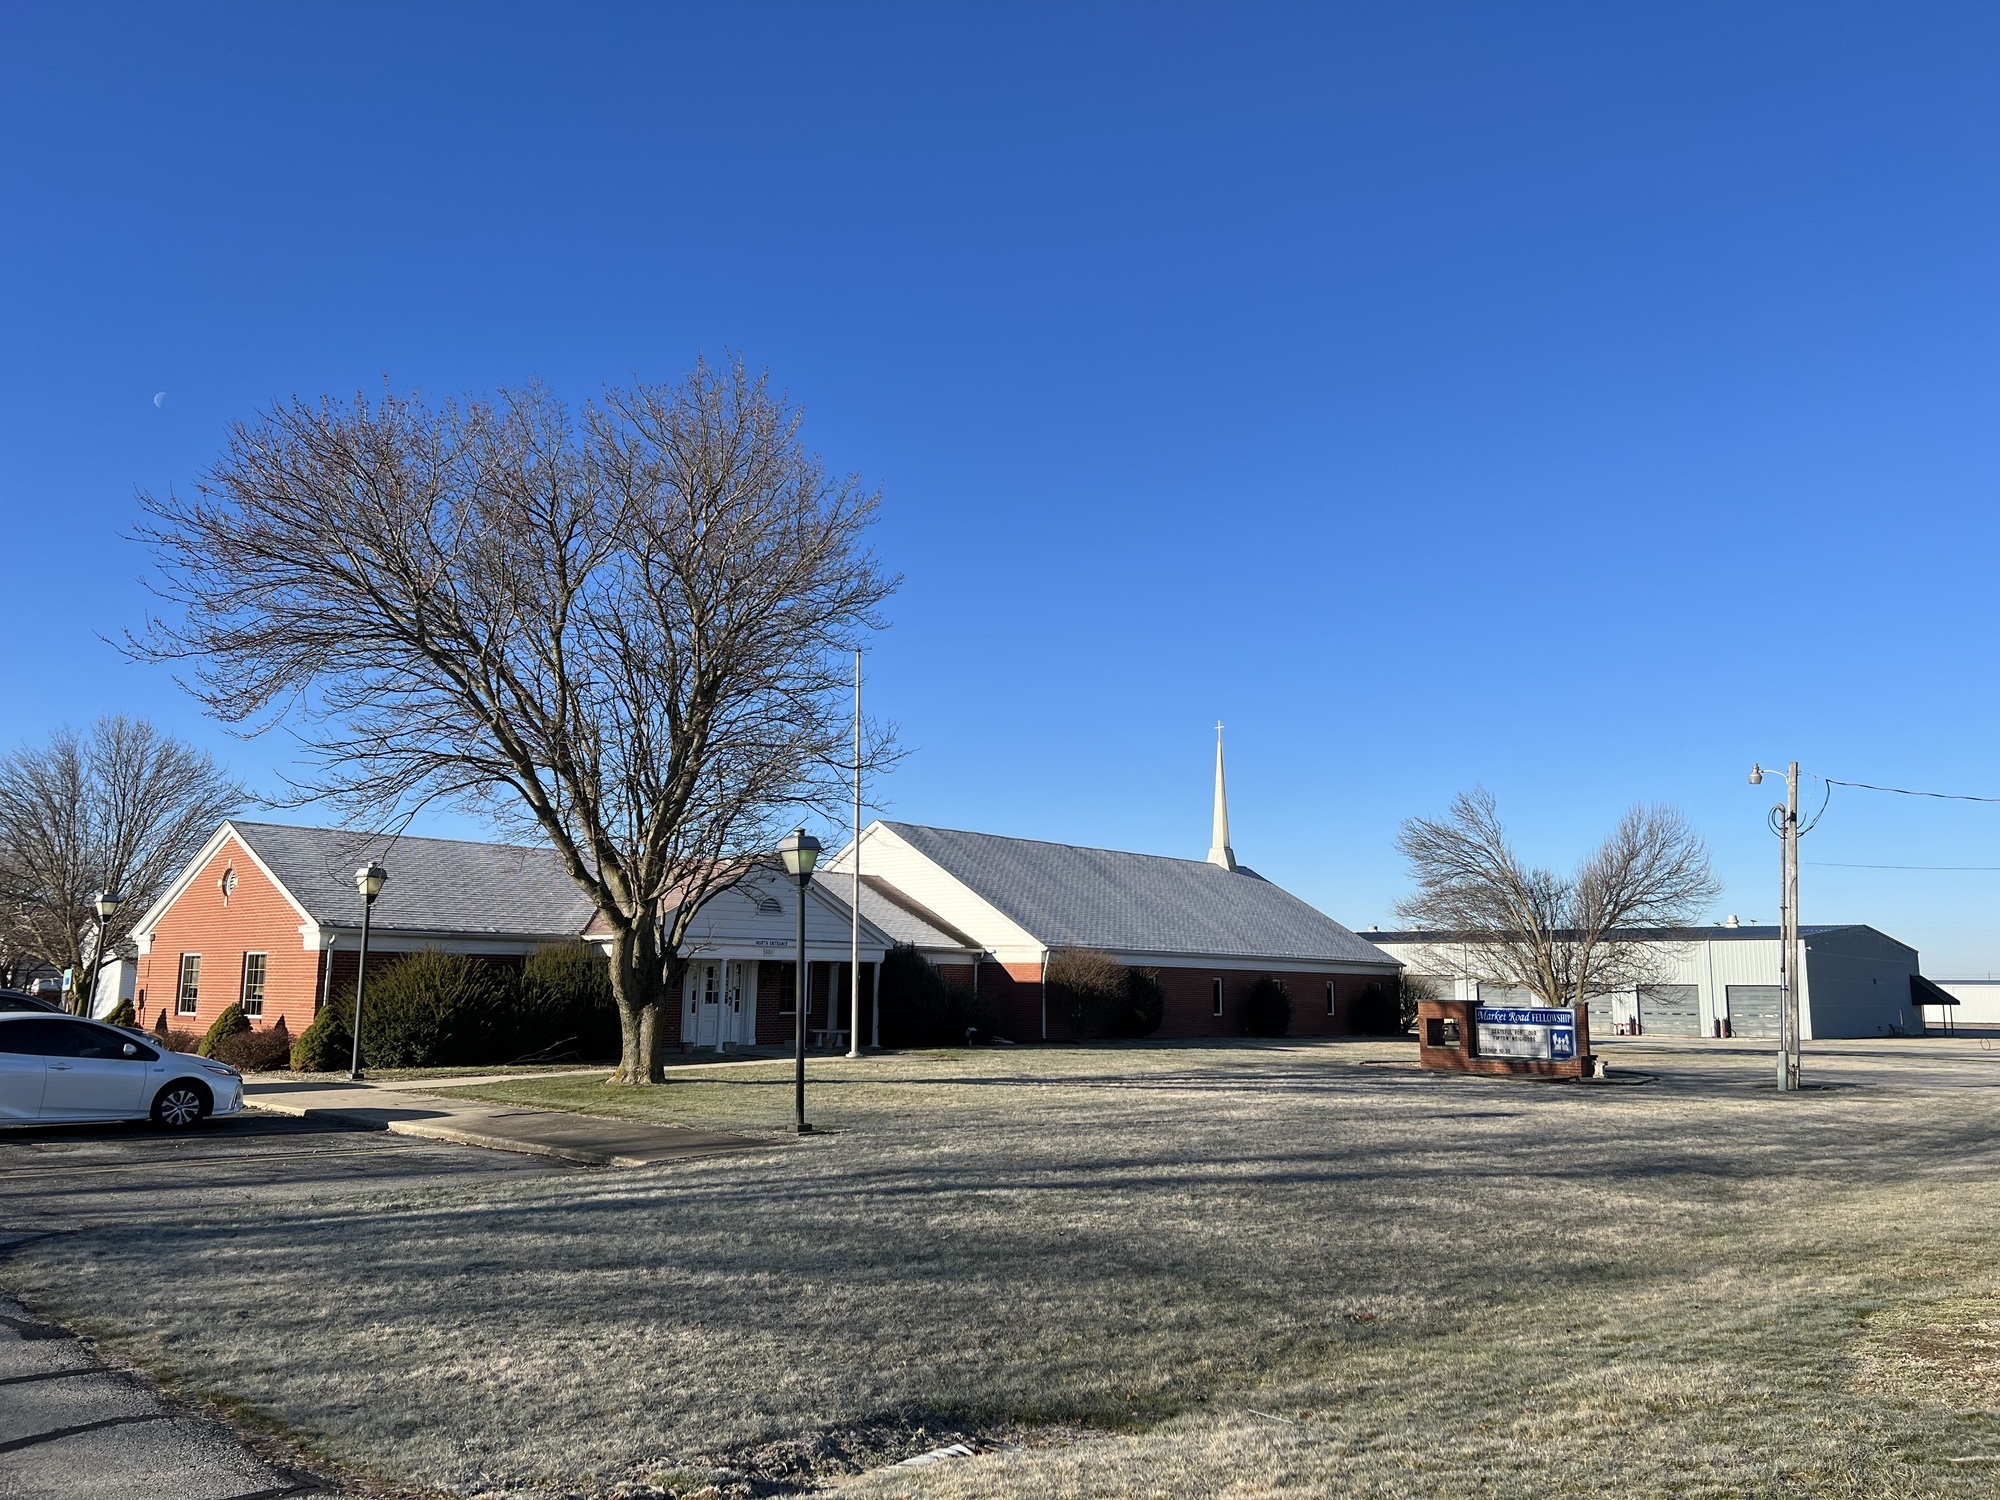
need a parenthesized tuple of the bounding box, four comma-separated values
(348, 862, 387, 1081)
(85, 890, 121, 1017)
(778, 828, 821, 1134)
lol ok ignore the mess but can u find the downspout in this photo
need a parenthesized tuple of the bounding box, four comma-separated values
(317, 936, 337, 1015)
(1041, 949, 1049, 1041)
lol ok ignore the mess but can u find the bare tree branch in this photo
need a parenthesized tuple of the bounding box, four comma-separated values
(128, 358, 898, 1082)
(0, 718, 245, 1011)
(1395, 788, 1721, 1010)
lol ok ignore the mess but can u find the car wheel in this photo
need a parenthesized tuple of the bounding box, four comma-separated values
(151, 1081, 211, 1130)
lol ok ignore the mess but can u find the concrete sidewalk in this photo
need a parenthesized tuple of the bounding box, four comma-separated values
(0, 1292, 324, 1500)
(244, 1076, 769, 1169)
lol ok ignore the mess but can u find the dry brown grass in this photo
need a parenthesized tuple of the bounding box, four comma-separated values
(7, 1038, 2000, 1498)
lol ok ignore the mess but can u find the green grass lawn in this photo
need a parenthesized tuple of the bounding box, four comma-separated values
(11, 1038, 2000, 1498)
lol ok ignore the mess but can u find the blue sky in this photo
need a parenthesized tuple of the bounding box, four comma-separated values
(5, 4, 2000, 970)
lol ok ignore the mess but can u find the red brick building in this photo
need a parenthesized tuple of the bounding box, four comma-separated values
(129, 821, 911, 1050)
(135, 782, 1397, 1050)
(826, 818, 1400, 1041)
(129, 822, 601, 1038)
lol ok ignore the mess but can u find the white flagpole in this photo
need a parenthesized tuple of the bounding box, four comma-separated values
(848, 649, 863, 1058)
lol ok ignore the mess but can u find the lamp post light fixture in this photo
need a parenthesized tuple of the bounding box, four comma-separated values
(348, 862, 388, 1082)
(1749, 762, 1803, 1092)
(778, 827, 821, 1134)
(85, 890, 121, 1017)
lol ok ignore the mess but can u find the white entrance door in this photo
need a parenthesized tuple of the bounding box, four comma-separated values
(728, 962, 754, 1045)
(689, 962, 724, 1048)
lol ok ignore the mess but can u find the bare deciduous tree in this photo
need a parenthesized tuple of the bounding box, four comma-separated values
(1395, 788, 1720, 1011)
(132, 359, 896, 1083)
(0, 717, 244, 1011)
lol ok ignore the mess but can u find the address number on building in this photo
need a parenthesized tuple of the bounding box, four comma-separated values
(1473, 1006, 1576, 1061)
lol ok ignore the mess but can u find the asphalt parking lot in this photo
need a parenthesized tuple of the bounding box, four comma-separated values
(0, 1110, 577, 1498)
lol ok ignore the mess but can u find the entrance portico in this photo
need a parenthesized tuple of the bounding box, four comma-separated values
(672, 862, 897, 1050)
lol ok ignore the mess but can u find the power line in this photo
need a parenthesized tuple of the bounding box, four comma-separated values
(1822, 777, 2000, 805)
(1806, 861, 2000, 871)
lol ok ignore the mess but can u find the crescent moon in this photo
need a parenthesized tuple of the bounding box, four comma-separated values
(153, 392, 166, 407)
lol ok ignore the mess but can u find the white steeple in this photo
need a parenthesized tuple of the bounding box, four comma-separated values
(1207, 722, 1237, 871)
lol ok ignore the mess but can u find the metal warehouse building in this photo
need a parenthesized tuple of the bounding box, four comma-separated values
(1367, 922, 1938, 1040)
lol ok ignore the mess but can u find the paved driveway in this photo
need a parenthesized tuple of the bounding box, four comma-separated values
(0, 1111, 574, 1497)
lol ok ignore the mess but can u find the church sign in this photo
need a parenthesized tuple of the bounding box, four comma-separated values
(1472, 1006, 1577, 1062)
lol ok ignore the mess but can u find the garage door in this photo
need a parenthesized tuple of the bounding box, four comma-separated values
(1637, 984, 1701, 1036)
(1727, 984, 1781, 1039)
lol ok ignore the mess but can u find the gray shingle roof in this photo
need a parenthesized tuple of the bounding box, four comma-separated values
(880, 822, 1395, 966)
(851, 875, 981, 952)
(230, 821, 596, 939)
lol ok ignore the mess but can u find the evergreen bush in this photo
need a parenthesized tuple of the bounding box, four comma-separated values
(1120, 968, 1165, 1038)
(198, 1003, 251, 1057)
(101, 994, 136, 1028)
(216, 1015, 292, 1071)
(1244, 976, 1291, 1037)
(292, 1002, 352, 1071)
(357, 950, 514, 1068)
(516, 941, 618, 1060)
(1352, 980, 1399, 1035)
(876, 945, 996, 1046)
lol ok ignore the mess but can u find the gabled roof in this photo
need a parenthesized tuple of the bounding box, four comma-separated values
(229, 821, 596, 939)
(852, 874, 982, 953)
(876, 821, 1394, 966)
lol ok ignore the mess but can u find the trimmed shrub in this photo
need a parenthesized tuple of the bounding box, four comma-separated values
(216, 1016, 292, 1071)
(292, 1002, 352, 1072)
(1047, 950, 1166, 1039)
(515, 941, 618, 1061)
(1120, 968, 1165, 1038)
(198, 1003, 251, 1058)
(357, 950, 514, 1068)
(1352, 980, 1398, 1035)
(165, 1028, 203, 1055)
(1047, 949, 1130, 1038)
(877, 945, 997, 1047)
(102, 994, 136, 1028)
(1244, 976, 1291, 1038)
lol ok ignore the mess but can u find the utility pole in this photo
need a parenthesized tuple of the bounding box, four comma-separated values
(1780, 760, 1801, 1091)
(1751, 762, 1802, 1092)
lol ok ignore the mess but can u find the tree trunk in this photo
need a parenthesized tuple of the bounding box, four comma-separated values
(606, 920, 665, 1084)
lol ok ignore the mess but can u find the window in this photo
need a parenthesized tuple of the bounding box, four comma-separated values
(1211, 977, 1224, 1017)
(1326, 980, 1336, 1016)
(177, 955, 201, 1015)
(241, 953, 267, 1019)
(0, 1018, 153, 1060)
(777, 962, 797, 1015)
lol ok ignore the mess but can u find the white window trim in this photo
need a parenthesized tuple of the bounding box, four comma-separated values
(241, 952, 267, 1018)
(177, 954, 201, 1016)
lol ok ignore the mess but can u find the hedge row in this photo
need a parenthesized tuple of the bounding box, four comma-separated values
(291, 942, 619, 1072)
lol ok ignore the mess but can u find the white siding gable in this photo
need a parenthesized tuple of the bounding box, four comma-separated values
(824, 824, 1041, 959)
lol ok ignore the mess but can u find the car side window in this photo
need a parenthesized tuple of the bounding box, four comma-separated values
(0, 1018, 63, 1055)
(43, 1020, 151, 1060)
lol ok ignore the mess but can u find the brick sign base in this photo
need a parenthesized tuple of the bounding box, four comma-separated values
(1416, 997, 1594, 1080)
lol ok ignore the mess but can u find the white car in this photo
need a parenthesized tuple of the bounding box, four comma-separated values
(0, 1012, 244, 1129)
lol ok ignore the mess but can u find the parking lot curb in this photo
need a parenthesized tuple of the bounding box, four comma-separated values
(244, 1095, 766, 1169)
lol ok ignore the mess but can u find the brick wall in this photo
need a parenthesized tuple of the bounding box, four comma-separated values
(135, 837, 320, 1037)
(972, 958, 1392, 1042)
